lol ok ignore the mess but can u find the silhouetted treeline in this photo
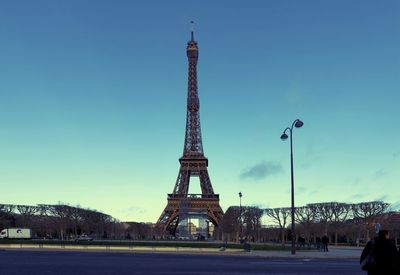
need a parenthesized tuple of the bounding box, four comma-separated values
(0, 203, 123, 239)
(217, 201, 400, 245)
(0, 203, 159, 240)
(2, 201, 399, 243)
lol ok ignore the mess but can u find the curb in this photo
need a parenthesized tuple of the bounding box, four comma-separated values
(0, 245, 361, 259)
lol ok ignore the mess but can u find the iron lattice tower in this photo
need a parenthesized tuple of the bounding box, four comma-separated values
(157, 32, 223, 235)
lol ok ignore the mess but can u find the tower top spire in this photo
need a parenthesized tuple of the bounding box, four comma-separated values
(190, 20, 195, 41)
(187, 21, 198, 60)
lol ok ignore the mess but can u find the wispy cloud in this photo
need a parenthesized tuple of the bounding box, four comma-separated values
(307, 189, 318, 196)
(240, 161, 283, 181)
(352, 178, 361, 185)
(297, 186, 307, 194)
(373, 169, 388, 180)
(299, 143, 324, 169)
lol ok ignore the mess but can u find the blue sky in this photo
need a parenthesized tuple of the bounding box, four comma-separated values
(1, 1, 399, 222)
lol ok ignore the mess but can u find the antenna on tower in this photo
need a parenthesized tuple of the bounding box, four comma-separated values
(190, 20, 195, 40)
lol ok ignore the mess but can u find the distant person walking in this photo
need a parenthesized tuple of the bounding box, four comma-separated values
(321, 235, 329, 252)
(360, 229, 398, 275)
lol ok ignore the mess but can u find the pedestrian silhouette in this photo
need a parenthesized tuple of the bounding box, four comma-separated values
(322, 235, 329, 252)
(360, 229, 398, 274)
(396, 243, 400, 274)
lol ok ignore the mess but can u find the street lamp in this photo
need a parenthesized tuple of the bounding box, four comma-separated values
(238, 192, 242, 241)
(281, 119, 303, 255)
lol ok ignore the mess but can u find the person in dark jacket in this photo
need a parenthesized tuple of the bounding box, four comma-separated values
(321, 235, 329, 252)
(360, 230, 398, 275)
(397, 246, 400, 273)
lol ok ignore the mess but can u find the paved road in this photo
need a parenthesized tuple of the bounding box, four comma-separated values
(0, 250, 363, 275)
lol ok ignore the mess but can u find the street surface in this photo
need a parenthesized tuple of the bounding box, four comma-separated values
(0, 250, 364, 275)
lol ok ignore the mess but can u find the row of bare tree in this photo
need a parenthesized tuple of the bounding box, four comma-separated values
(217, 206, 263, 242)
(0, 204, 122, 239)
(218, 201, 400, 245)
(0, 203, 159, 240)
(1, 201, 399, 243)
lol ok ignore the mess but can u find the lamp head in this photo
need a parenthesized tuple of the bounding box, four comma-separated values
(280, 133, 288, 140)
(239, 192, 242, 198)
(295, 120, 304, 128)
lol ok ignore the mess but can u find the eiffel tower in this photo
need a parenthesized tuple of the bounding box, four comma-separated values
(157, 31, 223, 235)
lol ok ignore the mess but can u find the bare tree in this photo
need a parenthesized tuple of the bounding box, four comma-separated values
(221, 206, 240, 241)
(295, 205, 317, 243)
(0, 204, 16, 229)
(242, 206, 263, 241)
(329, 202, 352, 245)
(307, 202, 335, 239)
(126, 222, 153, 240)
(351, 201, 389, 240)
(44, 204, 71, 240)
(0, 204, 16, 214)
(15, 205, 38, 231)
(264, 208, 291, 245)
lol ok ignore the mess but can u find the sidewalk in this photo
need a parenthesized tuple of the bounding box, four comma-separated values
(250, 246, 363, 259)
(0, 243, 363, 259)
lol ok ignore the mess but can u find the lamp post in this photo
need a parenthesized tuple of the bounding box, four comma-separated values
(239, 192, 242, 241)
(281, 119, 303, 255)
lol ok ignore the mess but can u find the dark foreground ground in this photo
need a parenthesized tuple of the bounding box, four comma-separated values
(0, 250, 363, 275)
